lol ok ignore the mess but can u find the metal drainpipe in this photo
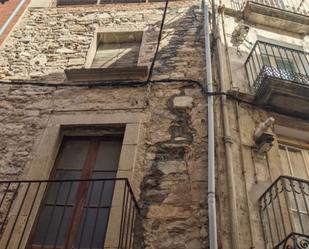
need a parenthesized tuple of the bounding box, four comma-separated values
(0, 0, 28, 36)
(216, 39, 240, 249)
(213, 9, 240, 249)
(220, 6, 254, 248)
(203, 2, 218, 249)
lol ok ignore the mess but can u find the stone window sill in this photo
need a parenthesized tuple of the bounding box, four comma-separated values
(65, 66, 148, 82)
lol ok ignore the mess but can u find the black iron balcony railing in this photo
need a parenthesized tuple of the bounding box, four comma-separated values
(230, 0, 309, 16)
(245, 41, 309, 90)
(259, 175, 309, 249)
(0, 178, 139, 249)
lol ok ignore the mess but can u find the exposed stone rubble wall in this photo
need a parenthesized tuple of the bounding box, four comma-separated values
(0, 1, 204, 82)
(137, 85, 208, 249)
(0, 83, 208, 249)
(0, 2, 208, 249)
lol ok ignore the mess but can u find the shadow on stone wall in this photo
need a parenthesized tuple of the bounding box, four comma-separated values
(133, 5, 207, 249)
(24, 4, 204, 83)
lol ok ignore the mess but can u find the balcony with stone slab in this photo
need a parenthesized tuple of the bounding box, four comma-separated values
(222, 0, 309, 35)
(245, 40, 309, 118)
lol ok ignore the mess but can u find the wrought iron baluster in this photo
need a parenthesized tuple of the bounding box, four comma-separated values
(89, 180, 105, 249)
(275, 180, 287, 241)
(289, 178, 305, 234)
(128, 198, 136, 249)
(0, 178, 139, 249)
(77, 181, 95, 249)
(124, 192, 133, 249)
(40, 181, 64, 249)
(17, 182, 41, 249)
(0, 183, 20, 240)
(119, 181, 129, 248)
(265, 192, 275, 248)
(5, 182, 31, 249)
(53, 181, 74, 249)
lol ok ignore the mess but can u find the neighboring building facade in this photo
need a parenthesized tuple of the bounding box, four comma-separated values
(215, 1, 309, 249)
(0, 0, 209, 248)
(0, 0, 308, 248)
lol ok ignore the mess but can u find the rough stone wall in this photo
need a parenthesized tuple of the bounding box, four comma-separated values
(0, 82, 208, 249)
(0, 2, 208, 249)
(0, 1, 204, 82)
(138, 84, 208, 249)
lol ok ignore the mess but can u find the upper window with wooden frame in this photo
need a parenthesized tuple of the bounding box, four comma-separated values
(90, 31, 143, 69)
(278, 138, 309, 179)
(65, 30, 148, 82)
(277, 137, 309, 236)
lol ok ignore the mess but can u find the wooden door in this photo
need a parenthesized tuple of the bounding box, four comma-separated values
(28, 136, 123, 249)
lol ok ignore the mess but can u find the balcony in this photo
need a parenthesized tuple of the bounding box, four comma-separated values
(224, 0, 309, 35)
(245, 41, 309, 118)
(259, 175, 309, 249)
(0, 178, 139, 249)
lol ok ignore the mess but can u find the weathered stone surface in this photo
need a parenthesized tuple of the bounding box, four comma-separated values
(0, 2, 204, 83)
(0, 2, 208, 249)
(56, 47, 75, 53)
(147, 205, 191, 219)
(157, 161, 187, 175)
(67, 58, 85, 66)
(173, 96, 193, 108)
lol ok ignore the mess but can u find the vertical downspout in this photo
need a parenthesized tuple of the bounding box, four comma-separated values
(214, 6, 240, 249)
(220, 6, 255, 248)
(204, 3, 218, 249)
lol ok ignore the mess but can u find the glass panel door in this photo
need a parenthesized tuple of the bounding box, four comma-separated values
(28, 136, 123, 249)
(278, 142, 309, 235)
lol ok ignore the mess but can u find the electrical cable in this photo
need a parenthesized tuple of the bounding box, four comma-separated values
(144, 0, 169, 105)
(0, 78, 200, 88)
(0, 0, 307, 119)
(0, 77, 268, 107)
(1, 77, 309, 119)
(146, 0, 169, 83)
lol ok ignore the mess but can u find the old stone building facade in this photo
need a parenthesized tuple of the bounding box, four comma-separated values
(0, 0, 308, 249)
(0, 1, 209, 248)
(215, 1, 309, 249)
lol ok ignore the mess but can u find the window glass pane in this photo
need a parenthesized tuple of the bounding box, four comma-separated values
(287, 147, 307, 178)
(291, 210, 309, 235)
(46, 172, 81, 205)
(288, 178, 308, 213)
(92, 171, 117, 178)
(85, 177, 116, 207)
(32, 206, 74, 246)
(56, 139, 90, 170)
(279, 145, 292, 175)
(261, 54, 271, 67)
(92, 42, 140, 68)
(74, 208, 109, 248)
(94, 141, 122, 171)
(276, 58, 295, 72)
